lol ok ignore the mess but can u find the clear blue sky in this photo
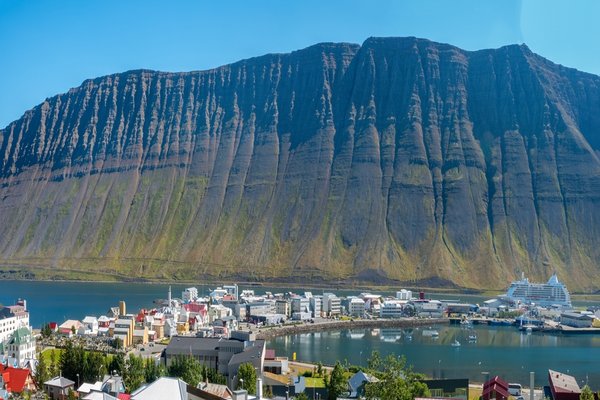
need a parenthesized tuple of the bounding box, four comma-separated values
(1, 0, 599, 128)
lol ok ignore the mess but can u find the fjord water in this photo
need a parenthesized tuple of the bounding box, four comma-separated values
(1, 280, 599, 384)
(268, 325, 600, 385)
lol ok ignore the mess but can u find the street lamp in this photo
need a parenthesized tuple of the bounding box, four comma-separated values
(76, 373, 80, 388)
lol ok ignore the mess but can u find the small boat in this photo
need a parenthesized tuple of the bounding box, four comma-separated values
(519, 324, 539, 333)
(468, 334, 477, 342)
(422, 329, 439, 337)
(451, 339, 461, 347)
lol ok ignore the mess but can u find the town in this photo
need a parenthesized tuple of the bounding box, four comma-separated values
(0, 277, 598, 400)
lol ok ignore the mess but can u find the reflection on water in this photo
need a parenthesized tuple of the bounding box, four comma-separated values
(268, 324, 600, 385)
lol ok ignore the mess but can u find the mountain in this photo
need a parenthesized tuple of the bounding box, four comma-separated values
(2, 37, 600, 290)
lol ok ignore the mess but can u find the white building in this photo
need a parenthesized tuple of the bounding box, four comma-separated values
(182, 287, 199, 303)
(396, 289, 413, 300)
(561, 312, 594, 328)
(275, 300, 290, 317)
(0, 303, 30, 344)
(4, 326, 36, 367)
(164, 319, 177, 337)
(380, 300, 406, 319)
(209, 304, 232, 323)
(310, 296, 322, 318)
(81, 316, 99, 335)
(412, 300, 444, 317)
(291, 297, 310, 314)
(349, 298, 366, 317)
(323, 293, 341, 316)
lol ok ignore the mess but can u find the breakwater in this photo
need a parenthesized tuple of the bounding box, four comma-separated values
(256, 318, 448, 340)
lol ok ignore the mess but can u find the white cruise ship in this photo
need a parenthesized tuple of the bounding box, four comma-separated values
(503, 273, 572, 308)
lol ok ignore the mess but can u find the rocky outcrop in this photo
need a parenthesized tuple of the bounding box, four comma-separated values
(1, 37, 600, 290)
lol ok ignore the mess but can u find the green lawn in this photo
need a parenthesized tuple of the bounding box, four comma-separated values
(304, 377, 326, 388)
(40, 348, 63, 364)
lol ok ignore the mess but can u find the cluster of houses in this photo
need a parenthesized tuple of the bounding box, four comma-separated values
(49, 283, 600, 352)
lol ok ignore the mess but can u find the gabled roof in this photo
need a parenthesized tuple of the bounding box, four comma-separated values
(59, 320, 82, 330)
(482, 376, 510, 400)
(549, 369, 581, 393)
(197, 382, 233, 399)
(483, 376, 508, 390)
(83, 391, 120, 400)
(77, 382, 103, 394)
(228, 341, 264, 367)
(348, 370, 379, 392)
(45, 376, 75, 388)
(130, 377, 187, 400)
(0, 365, 35, 393)
(8, 327, 33, 345)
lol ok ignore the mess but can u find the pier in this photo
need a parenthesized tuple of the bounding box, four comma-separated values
(255, 318, 449, 340)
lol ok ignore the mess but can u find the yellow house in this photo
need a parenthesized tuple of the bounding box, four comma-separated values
(133, 327, 149, 345)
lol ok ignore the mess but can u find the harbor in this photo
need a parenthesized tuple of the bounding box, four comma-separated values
(2, 274, 600, 398)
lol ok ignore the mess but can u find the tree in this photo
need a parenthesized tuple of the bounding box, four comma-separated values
(83, 352, 107, 383)
(202, 365, 226, 385)
(60, 341, 85, 382)
(580, 385, 594, 400)
(41, 324, 52, 338)
(168, 356, 203, 387)
(367, 350, 381, 371)
(294, 393, 310, 400)
(264, 385, 274, 398)
(49, 349, 59, 377)
(364, 354, 430, 400)
(35, 352, 50, 385)
(237, 363, 257, 395)
(112, 337, 123, 350)
(144, 358, 165, 383)
(124, 355, 145, 393)
(108, 353, 125, 376)
(326, 362, 347, 400)
(316, 362, 324, 378)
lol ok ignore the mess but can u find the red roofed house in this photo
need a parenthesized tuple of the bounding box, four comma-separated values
(482, 376, 510, 400)
(548, 369, 584, 400)
(0, 365, 38, 394)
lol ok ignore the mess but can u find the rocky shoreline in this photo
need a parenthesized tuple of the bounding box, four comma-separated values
(255, 318, 449, 340)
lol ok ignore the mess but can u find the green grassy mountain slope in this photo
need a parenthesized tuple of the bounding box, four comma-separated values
(2, 37, 600, 290)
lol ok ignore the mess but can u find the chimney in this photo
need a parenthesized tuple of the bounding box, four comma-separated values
(256, 377, 263, 399)
(232, 389, 248, 400)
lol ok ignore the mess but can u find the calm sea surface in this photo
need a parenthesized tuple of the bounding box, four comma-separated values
(268, 325, 600, 386)
(1, 280, 599, 385)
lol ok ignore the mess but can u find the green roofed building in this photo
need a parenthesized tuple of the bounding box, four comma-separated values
(5, 326, 36, 367)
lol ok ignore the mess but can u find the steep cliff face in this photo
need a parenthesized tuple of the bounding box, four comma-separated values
(2, 37, 600, 289)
